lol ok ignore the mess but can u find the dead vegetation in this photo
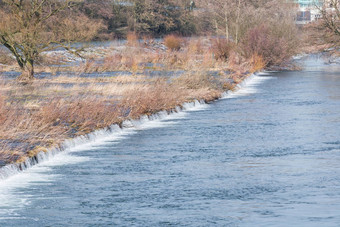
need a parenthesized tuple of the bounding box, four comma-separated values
(0, 66, 236, 165)
(0, 28, 301, 166)
(1, 31, 293, 166)
(62, 37, 252, 74)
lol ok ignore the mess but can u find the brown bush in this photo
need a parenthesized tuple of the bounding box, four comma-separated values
(164, 34, 182, 51)
(241, 24, 297, 67)
(211, 38, 233, 61)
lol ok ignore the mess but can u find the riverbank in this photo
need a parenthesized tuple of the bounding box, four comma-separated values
(0, 71, 255, 179)
(0, 36, 296, 176)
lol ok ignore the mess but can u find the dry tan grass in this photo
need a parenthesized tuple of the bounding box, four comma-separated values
(126, 32, 139, 47)
(63, 37, 235, 74)
(0, 37, 240, 76)
(0, 67, 236, 165)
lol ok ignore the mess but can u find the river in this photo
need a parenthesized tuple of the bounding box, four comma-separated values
(0, 55, 339, 226)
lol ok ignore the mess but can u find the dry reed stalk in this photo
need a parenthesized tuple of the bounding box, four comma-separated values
(126, 32, 139, 47)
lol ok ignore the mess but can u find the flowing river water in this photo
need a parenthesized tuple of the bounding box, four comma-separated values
(0, 55, 339, 226)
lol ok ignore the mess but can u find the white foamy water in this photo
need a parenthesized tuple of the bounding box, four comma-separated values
(0, 73, 270, 215)
(222, 73, 273, 99)
(0, 152, 88, 219)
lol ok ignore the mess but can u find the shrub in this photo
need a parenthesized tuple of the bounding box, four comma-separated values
(241, 24, 297, 67)
(212, 38, 233, 61)
(164, 34, 182, 51)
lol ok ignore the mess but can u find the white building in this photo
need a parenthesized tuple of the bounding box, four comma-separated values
(293, 0, 323, 23)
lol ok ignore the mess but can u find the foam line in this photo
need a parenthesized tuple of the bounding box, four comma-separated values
(221, 73, 273, 99)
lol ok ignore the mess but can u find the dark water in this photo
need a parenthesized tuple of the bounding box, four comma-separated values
(0, 55, 340, 226)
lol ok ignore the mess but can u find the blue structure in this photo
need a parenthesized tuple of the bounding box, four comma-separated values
(295, 0, 323, 8)
(292, 0, 324, 23)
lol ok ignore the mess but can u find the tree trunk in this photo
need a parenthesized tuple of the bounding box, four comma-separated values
(224, 8, 229, 40)
(18, 61, 34, 82)
(225, 14, 229, 40)
(214, 19, 219, 35)
(235, 0, 241, 44)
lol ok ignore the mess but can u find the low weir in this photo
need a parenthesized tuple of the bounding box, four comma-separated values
(0, 73, 264, 181)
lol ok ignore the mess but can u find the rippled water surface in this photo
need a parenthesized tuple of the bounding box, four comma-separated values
(0, 55, 339, 226)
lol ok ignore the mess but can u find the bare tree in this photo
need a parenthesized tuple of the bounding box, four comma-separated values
(200, 0, 235, 39)
(0, 0, 102, 81)
(199, 0, 297, 43)
(197, 0, 260, 43)
(319, 0, 340, 36)
(306, 0, 340, 47)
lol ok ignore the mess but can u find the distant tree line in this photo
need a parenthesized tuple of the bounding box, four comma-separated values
(0, 0, 304, 80)
(78, 0, 199, 39)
